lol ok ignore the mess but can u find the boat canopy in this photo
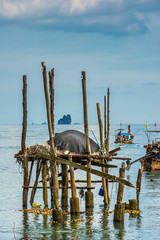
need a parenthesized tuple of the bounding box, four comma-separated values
(121, 133, 130, 136)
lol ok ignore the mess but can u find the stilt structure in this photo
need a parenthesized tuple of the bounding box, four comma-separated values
(15, 63, 138, 224)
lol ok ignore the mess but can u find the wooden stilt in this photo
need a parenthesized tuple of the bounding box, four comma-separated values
(96, 103, 108, 205)
(136, 165, 143, 203)
(116, 162, 125, 204)
(69, 155, 80, 213)
(106, 88, 110, 202)
(42, 160, 48, 209)
(61, 164, 69, 208)
(49, 68, 55, 136)
(104, 96, 107, 139)
(21, 75, 28, 209)
(114, 162, 125, 222)
(30, 160, 42, 205)
(41, 62, 61, 215)
(81, 71, 94, 209)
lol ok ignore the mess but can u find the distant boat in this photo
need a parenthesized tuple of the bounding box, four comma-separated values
(41, 122, 47, 125)
(143, 129, 160, 171)
(114, 125, 134, 144)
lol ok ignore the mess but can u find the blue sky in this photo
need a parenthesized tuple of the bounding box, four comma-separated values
(0, 0, 160, 125)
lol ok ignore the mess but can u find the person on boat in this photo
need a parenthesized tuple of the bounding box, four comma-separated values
(118, 131, 121, 136)
(128, 125, 131, 134)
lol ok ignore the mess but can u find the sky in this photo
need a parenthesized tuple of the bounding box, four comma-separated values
(0, 0, 160, 125)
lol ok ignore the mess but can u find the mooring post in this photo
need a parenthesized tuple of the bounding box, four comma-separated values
(96, 103, 109, 205)
(81, 71, 94, 209)
(114, 162, 125, 221)
(42, 160, 48, 209)
(61, 164, 69, 208)
(69, 155, 80, 213)
(41, 62, 62, 221)
(21, 75, 29, 209)
(136, 165, 143, 204)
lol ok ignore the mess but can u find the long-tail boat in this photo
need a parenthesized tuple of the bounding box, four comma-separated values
(143, 128, 160, 171)
(114, 125, 134, 144)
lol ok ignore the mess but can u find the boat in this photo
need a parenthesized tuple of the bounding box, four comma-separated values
(143, 128, 160, 171)
(114, 125, 134, 144)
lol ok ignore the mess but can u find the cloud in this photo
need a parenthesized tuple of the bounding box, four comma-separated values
(0, 0, 159, 35)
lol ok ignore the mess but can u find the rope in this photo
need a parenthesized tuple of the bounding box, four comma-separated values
(91, 130, 104, 155)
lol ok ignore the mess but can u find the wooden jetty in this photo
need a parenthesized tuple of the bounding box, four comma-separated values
(14, 62, 142, 222)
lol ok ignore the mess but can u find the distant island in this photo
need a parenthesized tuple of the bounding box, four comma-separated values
(58, 114, 72, 124)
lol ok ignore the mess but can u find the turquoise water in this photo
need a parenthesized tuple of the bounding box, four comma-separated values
(0, 124, 160, 240)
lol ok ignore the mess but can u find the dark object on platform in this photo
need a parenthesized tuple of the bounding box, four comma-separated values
(58, 114, 72, 124)
(50, 130, 99, 154)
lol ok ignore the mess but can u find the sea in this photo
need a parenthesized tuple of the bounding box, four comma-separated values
(0, 124, 160, 240)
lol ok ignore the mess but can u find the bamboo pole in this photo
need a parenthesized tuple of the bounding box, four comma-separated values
(42, 161, 48, 208)
(49, 68, 54, 136)
(21, 75, 28, 209)
(41, 62, 60, 211)
(96, 103, 109, 205)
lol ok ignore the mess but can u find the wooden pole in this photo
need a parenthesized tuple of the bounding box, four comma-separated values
(117, 162, 125, 204)
(136, 165, 143, 204)
(114, 162, 125, 222)
(106, 88, 110, 154)
(61, 164, 69, 208)
(81, 71, 94, 209)
(41, 62, 61, 217)
(104, 96, 106, 139)
(106, 88, 110, 202)
(21, 75, 27, 153)
(42, 160, 48, 209)
(96, 103, 108, 205)
(49, 68, 55, 136)
(21, 75, 29, 209)
(69, 155, 80, 213)
(30, 160, 42, 205)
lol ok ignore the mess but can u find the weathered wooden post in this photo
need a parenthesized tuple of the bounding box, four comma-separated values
(106, 88, 110, 202)
(30, 160, 42, 205)
(96, 103, 109, 205)
(49, 68, 54, 135)
(114, 162, 125, 221)
(42, 160, 48, 209)
(69, 155, 80, 213)
(136, 165, 143, 204)
(104, 95, 107, 139)
(21, 75, 29, 209)
(106, 88, 110, 154)
(61, 164, 69, 208)
(82, 71, 94, 210)
(41, 62, 62, 221)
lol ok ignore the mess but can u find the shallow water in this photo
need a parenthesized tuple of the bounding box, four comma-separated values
(0, 124, 160, 240)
